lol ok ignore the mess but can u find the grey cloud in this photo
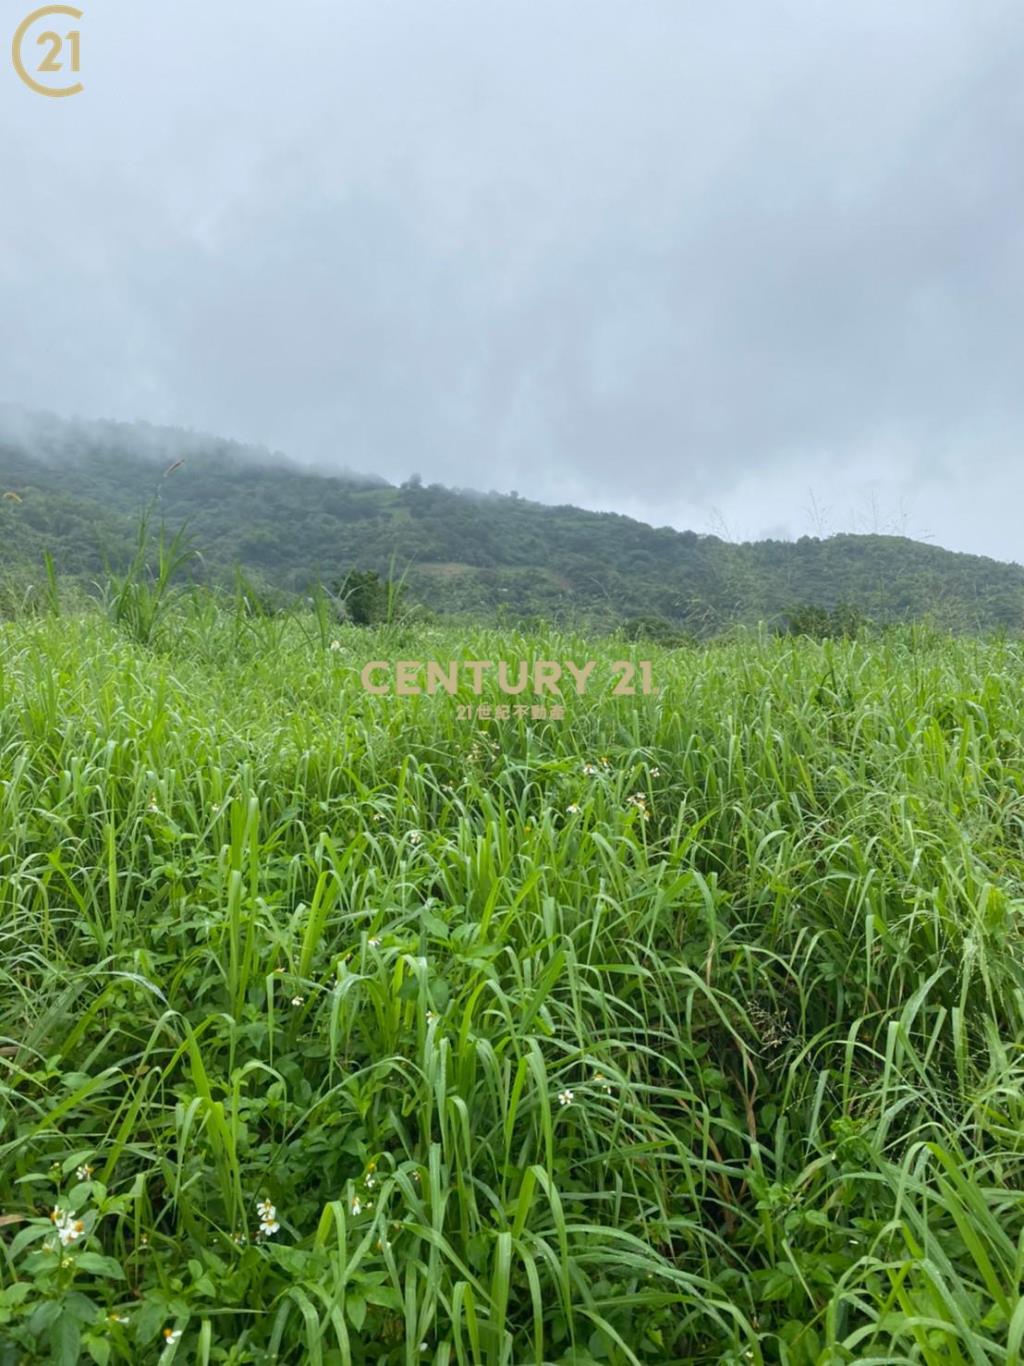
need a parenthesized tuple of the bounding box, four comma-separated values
(1, 0, 1023, 559)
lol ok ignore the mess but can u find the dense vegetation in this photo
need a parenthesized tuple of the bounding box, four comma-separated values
(3, 408, 1024, 635)
(1, 586, 1023, 1362)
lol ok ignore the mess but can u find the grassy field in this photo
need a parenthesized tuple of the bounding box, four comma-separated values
(2, 602, 1024, 1363)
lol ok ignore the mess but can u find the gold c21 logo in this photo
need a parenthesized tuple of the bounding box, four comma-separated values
(12, 5, 83, 98)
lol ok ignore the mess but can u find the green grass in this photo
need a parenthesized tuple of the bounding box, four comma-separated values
(1, 601, 1024, 1363)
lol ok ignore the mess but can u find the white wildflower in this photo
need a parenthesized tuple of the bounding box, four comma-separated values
(368, 936, 381, 948)
(329, 639, 342, 651)
(290, 995, 304, 1007)
(256, 1199, 280, 1236)
(408, 830, 422, 845)
(582, 763, 599, 776)
(75, 1163, 94, 1181)
(49, 1207, 85, 1246)
(163, 1327, 182, 1345)
(557, 1089, 574, 1107)
(566, 803, 580, 814)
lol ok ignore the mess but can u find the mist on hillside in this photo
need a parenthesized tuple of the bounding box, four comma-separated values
(0, 403, 388, 486)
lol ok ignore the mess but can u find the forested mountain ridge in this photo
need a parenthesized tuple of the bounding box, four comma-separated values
(1, 408, 1022, 634)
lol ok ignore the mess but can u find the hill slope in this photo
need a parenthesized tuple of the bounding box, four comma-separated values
(1, 408, 1021, 633)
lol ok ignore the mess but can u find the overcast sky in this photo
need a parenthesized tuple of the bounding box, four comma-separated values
(2, 1, 1023, 559)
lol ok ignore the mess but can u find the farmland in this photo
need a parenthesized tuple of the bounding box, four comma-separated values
(1, 603, 1023, 1362)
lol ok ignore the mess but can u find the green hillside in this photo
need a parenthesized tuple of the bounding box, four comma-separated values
(1, 408, 1021, 633)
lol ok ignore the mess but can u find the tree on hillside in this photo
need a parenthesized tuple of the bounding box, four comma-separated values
(784, 601, 868, 640)
(333, 569, 406, 624)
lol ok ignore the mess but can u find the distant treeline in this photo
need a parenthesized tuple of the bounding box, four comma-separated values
(2, 411, 1023, 636)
